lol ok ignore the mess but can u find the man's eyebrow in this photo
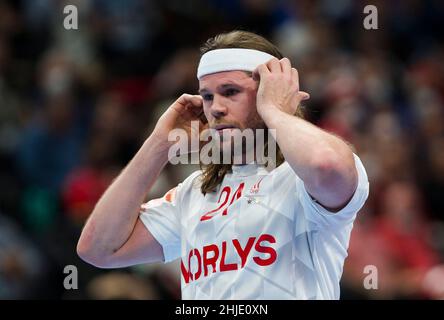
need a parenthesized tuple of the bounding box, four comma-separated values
(198, 79, 249, 94)
(220, 83, 241, 89)
(198, 82, 242, 94)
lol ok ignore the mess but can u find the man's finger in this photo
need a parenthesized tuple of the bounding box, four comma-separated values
(180, 94, 203, 108)
(280, 58, 292, 76)
(291, 68, 300, 92)
(253, 63, 270, 81)
(185, 94, 203, 107)
(267, 58, 282, 73)
(189, 95, 203, 108)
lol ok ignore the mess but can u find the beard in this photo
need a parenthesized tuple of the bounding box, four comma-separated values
(208, 114, 268, 165)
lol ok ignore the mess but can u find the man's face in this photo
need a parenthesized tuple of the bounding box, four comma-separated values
(199, 70, 265, 155)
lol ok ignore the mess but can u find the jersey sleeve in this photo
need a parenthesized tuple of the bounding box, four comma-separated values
(138, 170, 201, 263)
(296, 153, 370, 230)
(139, 185, 182, 263)
(139, 180, 186, 263)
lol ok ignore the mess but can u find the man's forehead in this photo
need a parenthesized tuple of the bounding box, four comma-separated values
(199, 70, 253, 91)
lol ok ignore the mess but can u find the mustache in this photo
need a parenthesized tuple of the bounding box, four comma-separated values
(209, 121, 242, 129)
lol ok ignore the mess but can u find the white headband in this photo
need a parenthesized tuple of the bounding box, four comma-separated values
(197, 48, 275, 80)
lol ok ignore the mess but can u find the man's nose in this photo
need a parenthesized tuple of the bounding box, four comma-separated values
(210, 95, 228, 118)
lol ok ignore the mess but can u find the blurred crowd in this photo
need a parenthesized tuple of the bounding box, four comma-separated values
(0, 0, 444, 299)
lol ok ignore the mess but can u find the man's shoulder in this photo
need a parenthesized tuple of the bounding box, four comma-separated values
(178, 169, 203, 193)
(269, 161, 296, 178)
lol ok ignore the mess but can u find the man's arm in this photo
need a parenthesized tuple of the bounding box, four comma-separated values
(77, 94, 205, 268)
(77, 136, 169, 268)
(255, 58, 358, 211)
(263, 111, 357, 211)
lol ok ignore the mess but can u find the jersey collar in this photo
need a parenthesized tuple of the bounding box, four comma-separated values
(231, 162, 268, 176)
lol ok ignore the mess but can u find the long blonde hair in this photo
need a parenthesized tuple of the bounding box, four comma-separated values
(198, 30, 304, 194)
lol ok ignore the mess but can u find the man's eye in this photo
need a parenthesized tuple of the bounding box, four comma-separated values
(224, 89, 239, 96)
(202, 94, 213, 101)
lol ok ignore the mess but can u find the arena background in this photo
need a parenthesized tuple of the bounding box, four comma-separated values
(1, 0, 444, 299)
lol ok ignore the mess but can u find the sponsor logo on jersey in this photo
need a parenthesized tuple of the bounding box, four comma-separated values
(181, 234, 277, 284)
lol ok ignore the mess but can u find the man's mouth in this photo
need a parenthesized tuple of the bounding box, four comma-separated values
(213, 124, 238, 132)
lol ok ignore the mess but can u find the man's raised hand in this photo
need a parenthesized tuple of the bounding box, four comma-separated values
(253, 57, 310, 119)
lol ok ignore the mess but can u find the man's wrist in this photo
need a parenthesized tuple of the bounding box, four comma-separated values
(143, 134, 171, 163)
(258, 104, 286, 126)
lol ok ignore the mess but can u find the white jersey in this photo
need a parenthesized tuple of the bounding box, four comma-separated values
(140, 154, 369, 299)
